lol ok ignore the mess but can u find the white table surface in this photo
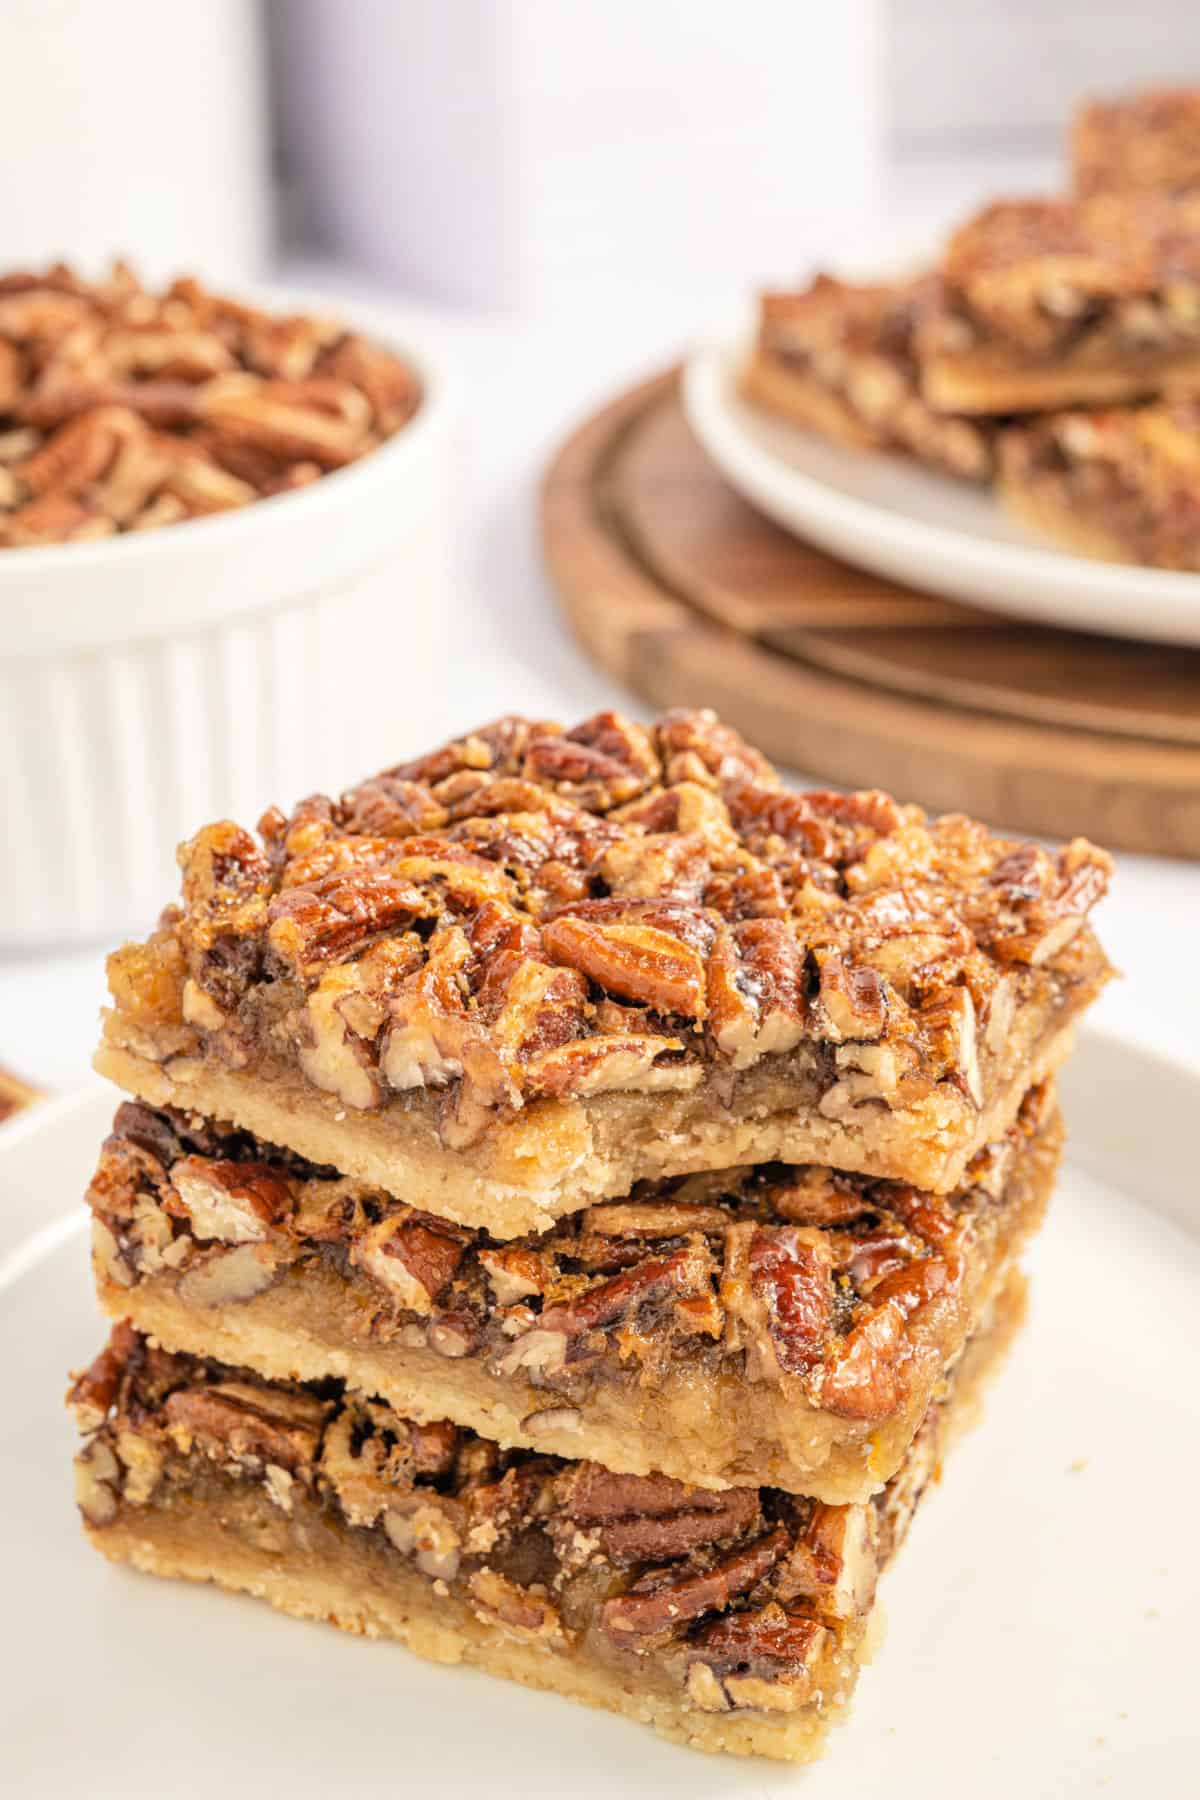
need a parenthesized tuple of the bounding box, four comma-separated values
(2, 155, 1197, 1090)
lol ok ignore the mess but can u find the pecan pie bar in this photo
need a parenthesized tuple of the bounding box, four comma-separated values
(999, 397, 1200, 568)
(742, 275, 995, 481)
(96, 711, 1112, 1231)
(70, 1286, 1022, 1763)
(1073, 88, 1200, 200)
(86, 1084, 1059, 1501)
(919, 193, 1200, 415)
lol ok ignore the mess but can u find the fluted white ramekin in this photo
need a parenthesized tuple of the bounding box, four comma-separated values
(0, 293, 458, 948)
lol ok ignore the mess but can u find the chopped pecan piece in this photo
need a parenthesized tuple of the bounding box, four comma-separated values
(175, 1242, 286, 1308)
(522, 711, 659, 809)
(557, 1463, 760, 1566)
(687, 1603, 827, 1713)
(164, 1379, 329, 1473)
(75, 1438, 123, 1527)
(810, 947, 887, 1041)
(350, 1211, 468, 1314)
(384, 1495, 464, 1580)
(520, 1032, 689, 1099)
(983, 839, 1114, 966)
(599, 1527, 788, 1643)
(468, 1568, 562, 1639)
(809, 1300, 914, 1422)
(722, 1223, 834, 1380)
(169, 1156, 293, 1244)
(706, 920, 807, 1067)
(67, 1322, 138, 1430)
(319, 1402, 457, 1528)
(477, 1243, 549, 1304)
(774, 1502, 878, 1620)
(920, 986, 982, 1104)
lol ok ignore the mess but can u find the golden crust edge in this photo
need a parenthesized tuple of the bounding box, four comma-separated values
(739, 348, 882, 449)
(95, 1006, 1079, 1227)
(922, 349, 1200, 416)
(92, 1106, 1057, 1501)
(78, 1272, 1027, 1763)
(999, 474, 1147, 566)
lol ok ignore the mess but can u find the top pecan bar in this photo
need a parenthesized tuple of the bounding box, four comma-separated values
(1072, 87, 1200, 200)
(919, 193, 1200, 414)
(745, 274, 995, 481)
(98, 709, 1112, 1232)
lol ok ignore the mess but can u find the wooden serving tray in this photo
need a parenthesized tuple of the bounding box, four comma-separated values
(541, 367, 1200, 856)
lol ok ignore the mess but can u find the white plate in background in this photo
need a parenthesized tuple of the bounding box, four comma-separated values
(684, 341, 1200, 648)
(2, 1033, 1198, 1797)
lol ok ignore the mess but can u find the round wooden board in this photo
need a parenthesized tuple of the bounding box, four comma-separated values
(541, 367, 1200, 857)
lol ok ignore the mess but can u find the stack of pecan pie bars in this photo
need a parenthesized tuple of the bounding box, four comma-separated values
(70, 709, 1113, 1762)
(744, 85, 1200, 570)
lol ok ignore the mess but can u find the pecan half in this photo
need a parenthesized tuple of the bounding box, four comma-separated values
(599, 1527, 788, 1643)
(557, 1463, 759, 1566)
(350, 1210, 468, 1314)
(721, 1223, 834, 1381)
(706, 920, 807, 1067)
(164, 1379, 329, 1473)
(686, 1603, 827, 1713)
(542, 913, 707, 1016)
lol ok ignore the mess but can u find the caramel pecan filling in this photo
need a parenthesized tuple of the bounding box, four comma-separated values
(920, 192, 1200, 364)
(1000, 401, 1200, 567)
(107, 709, 1111, 1139)
(88, 1085, 1055, 1431)
(0, 261, 419, 545)
(71, 1326, 946, 1715)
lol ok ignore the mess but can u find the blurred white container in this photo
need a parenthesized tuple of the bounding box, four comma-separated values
(0, 0, 270, 281)
(276, 0, 884, 310)
(0, 296, 459, 949)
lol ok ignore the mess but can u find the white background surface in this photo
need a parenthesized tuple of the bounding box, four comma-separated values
(0, 153, 1196, 1089)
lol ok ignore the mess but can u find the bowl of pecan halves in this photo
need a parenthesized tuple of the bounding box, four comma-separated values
(0, 262, 458, 946)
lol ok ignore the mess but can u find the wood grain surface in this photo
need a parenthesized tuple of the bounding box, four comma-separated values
(540, 367, 1200, 856)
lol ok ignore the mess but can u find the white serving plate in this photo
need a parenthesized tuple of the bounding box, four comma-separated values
(684, 340, 1200, 649)
(3, 1032, 1197, 1797)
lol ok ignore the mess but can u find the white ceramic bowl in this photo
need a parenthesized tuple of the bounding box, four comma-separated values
(0, 292, 458, 948)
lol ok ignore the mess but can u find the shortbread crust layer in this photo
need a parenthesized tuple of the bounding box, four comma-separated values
(71, 1282, 1022, 1763)
(88, 1087, 1060, 1500)
(97, 968, 1091, 1233)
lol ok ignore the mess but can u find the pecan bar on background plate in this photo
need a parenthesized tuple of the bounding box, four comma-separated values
(95, 710, 1113, 1235)
(742, 274, 996, 481)
(68, 1278, 1024, 1765)
(85, 1082, 1060, 1501)
(999, 398, 1200, 569)
(918, 193, 1200, 415)
(1072, 87, 1200, 201)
